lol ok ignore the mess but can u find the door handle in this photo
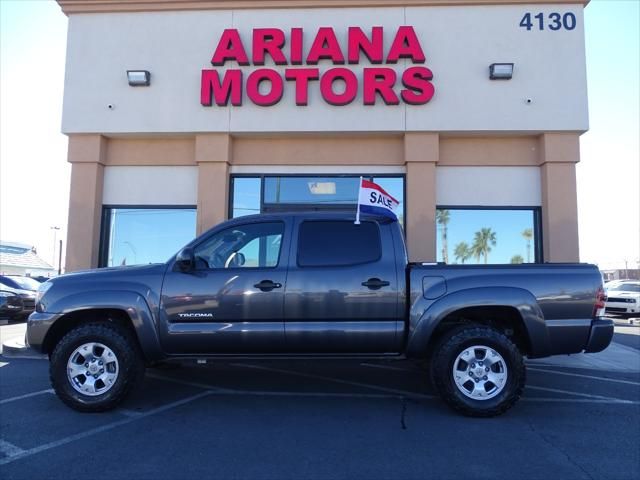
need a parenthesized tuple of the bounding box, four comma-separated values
(361, 278, 390, 290)
(254, 280, 282, 291)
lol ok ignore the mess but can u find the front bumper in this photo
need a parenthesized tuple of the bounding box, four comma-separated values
(584, 318, 614, 353)
(26, 311, 62, 353)
(605, 304, 638, 315)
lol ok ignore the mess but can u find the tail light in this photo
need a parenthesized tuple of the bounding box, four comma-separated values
(593, 286, 607, 317)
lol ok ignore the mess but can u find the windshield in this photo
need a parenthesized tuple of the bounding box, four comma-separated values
(611, 283, 640, 293)
(0, 276, 40, 291)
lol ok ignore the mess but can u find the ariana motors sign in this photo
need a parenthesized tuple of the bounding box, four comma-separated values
(200, 26, 435, 107)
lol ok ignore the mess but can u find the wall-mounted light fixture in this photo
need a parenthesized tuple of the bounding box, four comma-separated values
(489, 63, 514, 80)
(127, 70, 151, 86)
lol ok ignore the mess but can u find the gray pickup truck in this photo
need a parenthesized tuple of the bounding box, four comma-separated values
(27, 212, 613, 416)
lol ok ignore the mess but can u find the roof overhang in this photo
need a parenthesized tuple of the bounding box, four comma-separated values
(57, 0, 590, 15)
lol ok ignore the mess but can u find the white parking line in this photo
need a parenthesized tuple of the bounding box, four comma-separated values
(230, 363, 639, 405)
(522, 397, 639, 404)
(0, 390, 212, 466)
(525, 385, 634, 403)
(230, 363, 436, 399)
(146, 372, 235, 392)
(360, 362, 419, 372)
(117, 409, 144, 417)
(0, 440, 25, 458)
(527, 367, 640, 386)
(0, 389, 54, 405)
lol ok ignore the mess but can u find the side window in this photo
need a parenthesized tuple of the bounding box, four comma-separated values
(194, 222, 284, 269)
(297, 221, 381, 267)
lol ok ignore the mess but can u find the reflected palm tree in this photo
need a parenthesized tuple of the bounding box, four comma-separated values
(454, 242, 472, 264)
(436, 209, 450, 264)
(472, 228, 497, 264)
(522, 228, 533, 263)
(510, 255, 524, 264)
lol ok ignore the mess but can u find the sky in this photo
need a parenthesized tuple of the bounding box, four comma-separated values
(0, 0, 638, 271)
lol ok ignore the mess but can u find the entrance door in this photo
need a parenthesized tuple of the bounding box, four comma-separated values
(159, 220, 290, 354)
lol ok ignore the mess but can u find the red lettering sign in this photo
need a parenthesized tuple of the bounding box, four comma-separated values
(285, 68, 320, 106)
(201, 26, 435, 107)
(211, 29, 250, 66)
(201, 69, 242, 106)
(320, 68, 358, 106)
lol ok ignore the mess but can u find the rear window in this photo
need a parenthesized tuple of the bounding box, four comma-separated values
(297, 221, 381, 267)
(613, 283, 640, 293)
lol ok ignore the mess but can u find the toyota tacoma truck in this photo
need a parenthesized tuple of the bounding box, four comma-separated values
(27, 213, 613, 416)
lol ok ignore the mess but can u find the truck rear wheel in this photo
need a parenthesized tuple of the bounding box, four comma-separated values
(50, 322, 144, 412)
(431, 325, 525, 417)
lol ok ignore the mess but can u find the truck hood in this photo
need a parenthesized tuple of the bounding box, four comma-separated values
(59, 264, 166, 280)
(38, 263, 168, 314)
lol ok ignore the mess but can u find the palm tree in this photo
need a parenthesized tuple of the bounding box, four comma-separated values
(436, 209, 450, 264)
(454, 242, 472, 264)
(510, 254, 524, 264)
(522, 228, 533, 263)
(472, 228, 497, 264)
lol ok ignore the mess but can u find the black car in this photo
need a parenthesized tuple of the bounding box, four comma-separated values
(0, 287, 25, 321)
(0, 275, 39, 319)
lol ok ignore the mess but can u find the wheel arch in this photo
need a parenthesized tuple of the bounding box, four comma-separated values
(407, 287, 550, 359)
(42, 291, 164, 362)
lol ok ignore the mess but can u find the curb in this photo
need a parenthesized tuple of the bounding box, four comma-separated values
(1, 339, 47, 360)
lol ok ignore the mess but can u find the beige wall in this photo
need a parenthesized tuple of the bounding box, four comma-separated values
(538, 133, 581, 262)
(64, 132, 581, 270)
(65, 135, 106, 272)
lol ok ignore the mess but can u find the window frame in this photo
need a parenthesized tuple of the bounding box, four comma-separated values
(229, 174, 406, 225)
(99, 204, 197, 268)
(296, 219, 383, 268)
(191, 220, 286, 271)
(435, 205, 544, 264)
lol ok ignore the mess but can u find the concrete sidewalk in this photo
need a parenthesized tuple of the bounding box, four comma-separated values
(527, 341, 640, 373)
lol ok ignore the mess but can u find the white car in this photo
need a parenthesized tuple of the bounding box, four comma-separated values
(605, 281, 640, 317)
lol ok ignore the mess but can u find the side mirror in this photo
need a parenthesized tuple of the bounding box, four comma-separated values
(175, 247, 195, 272)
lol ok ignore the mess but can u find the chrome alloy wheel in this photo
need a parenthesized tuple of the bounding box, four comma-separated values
(452, 345, 508, 400)
(67, 342, 119, 396)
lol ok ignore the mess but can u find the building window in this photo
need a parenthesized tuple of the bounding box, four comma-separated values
(231, 177, 261, 218)
(230, 175, 405, 225)
(436, 207, 541, 264)
(100, 207, 196, 267)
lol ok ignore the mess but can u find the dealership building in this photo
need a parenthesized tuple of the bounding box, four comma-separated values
(57, 0, 589, 271)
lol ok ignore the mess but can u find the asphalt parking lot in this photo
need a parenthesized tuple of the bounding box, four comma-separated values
(1, 322, 639, 480)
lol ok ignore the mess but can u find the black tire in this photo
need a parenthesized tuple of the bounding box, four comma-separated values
(50, 322, 145, 412)
(431, 325, 525, 417)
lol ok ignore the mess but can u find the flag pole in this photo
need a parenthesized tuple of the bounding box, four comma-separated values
(354, 176, 362, 225)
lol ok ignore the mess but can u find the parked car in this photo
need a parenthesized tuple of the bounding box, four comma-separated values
(29, 275, 55, 283)
(605, 281, 640, 317)
(0, 275, 38, 319)
(0, 288, 25, 321)
(26, 212, 613, 417)
(0, 275, 41, 292)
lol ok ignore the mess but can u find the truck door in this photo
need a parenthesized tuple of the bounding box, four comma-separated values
(283, 219, 402, 353)
(159, 219, 290, 354)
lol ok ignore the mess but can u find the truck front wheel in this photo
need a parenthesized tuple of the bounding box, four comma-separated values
(50, 322, 144, 412)
(431, 326, 525, 417)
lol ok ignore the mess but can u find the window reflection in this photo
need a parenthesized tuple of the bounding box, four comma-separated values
(232, 177, 261, 218)
(105, 208, 196, 267)
(264, 177, 360, 205)
(193, 222, 284, 269)
(232, 175, 404, 226)
(436, 208, 538, 264)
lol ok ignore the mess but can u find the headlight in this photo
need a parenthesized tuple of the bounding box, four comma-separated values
(36, 281, 53, 304)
